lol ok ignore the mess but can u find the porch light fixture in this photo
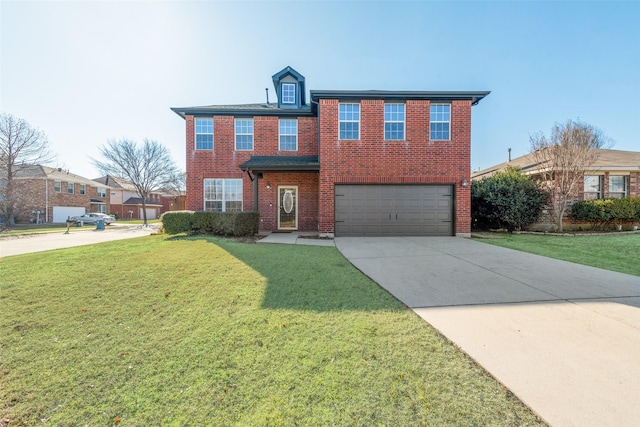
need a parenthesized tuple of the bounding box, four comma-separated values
(266, 182, 271, 189)
(461, 178, 469, 187)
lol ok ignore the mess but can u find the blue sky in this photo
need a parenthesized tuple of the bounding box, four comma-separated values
(2, 1, 639, 179)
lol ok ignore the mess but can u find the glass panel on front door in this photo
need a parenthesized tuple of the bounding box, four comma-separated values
(278, 186, 297, 230)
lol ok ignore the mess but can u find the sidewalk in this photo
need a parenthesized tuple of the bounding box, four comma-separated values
(0, 224, 159, 258)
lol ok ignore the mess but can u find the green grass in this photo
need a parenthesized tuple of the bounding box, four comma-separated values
(1, 236, 544, 426)
(476, 233, 640, 276)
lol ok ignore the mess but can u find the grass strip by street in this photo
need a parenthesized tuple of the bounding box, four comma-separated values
(1, 235, 544, 426)
(475, 232, 640, 277)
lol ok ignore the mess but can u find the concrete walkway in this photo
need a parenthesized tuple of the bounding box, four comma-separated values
(257, 232, 335, 247)
(335, 236, 640, 427)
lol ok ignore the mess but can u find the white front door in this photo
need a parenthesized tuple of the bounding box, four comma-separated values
(278, 186, 298, 230)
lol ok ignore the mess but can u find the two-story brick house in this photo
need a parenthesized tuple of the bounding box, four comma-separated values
(11, 165, 110, 223)
(172, 66, 489, 237)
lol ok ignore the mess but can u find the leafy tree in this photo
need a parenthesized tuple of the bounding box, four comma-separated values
(92, 138, 179, 226)
(529, 120, 609, 232)
(0, 113, 54, 225)
(472, 166, 547, 232)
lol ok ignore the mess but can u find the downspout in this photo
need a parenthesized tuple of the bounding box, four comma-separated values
(45, 178, 49, 223)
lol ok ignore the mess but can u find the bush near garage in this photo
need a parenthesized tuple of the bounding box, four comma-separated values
(471, 166, 548, 232)
(571, 197, 640, 230)
(161, 211, 259, 236)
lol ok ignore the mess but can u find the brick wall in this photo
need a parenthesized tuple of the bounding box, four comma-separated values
(317, 99, 472, 235)
(185, 114, 318, 219)
(17, 179, 109, 223)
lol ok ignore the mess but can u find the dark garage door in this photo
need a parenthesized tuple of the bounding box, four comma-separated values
(334, 184, 453, 236)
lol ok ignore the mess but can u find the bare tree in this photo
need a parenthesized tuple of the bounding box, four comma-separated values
(0, 113, 54, 225)
(160, 170, 186, 196)
(92, 138, 179, 226)
(529, 120, 610, 232)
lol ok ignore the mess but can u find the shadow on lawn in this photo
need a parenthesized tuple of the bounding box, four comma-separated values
(182, 236, 403, 313)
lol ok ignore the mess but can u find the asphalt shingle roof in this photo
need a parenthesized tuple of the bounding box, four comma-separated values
(239, 155, 319, 171)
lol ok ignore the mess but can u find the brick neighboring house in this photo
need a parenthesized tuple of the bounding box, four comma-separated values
(472, 149, 640, 201)
(161, 191, 186, 213)
(10, 165, 110, 223)
(172, 66, 489, 237)
(93, 175, 163, 220)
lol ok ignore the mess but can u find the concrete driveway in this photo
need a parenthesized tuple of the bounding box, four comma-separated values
(0, 224, 159, 258)
(335, 236, 640, 427)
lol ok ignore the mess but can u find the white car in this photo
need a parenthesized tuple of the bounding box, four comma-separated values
(69, 213, 116, 225)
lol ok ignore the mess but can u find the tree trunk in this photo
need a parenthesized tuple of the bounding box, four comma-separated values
(141, 199, 148, 226)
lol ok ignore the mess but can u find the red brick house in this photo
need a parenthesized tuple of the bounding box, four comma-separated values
(172, 66, 489, 237)
(10, 165, 110, 223)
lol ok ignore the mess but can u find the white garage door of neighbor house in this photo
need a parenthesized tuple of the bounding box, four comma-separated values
(53, 206, 86, 223)
(334, 184, 454, 236)
(140, 208, 156, 220)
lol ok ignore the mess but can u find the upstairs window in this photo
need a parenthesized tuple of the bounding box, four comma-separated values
(430, 103, 450, 141)
(195, 118, 213, 150)
(204, 178, 243, 212)
(339, 103, 360, 140)
(67, 183, 74, 194)
(235, 119, 254, 150)
(97, 188, 107, 198)
(384, 104, 405, 140)
(583, 175, 602, 200)
(80, 184, 86, 195)
(54, 181, 61, 192)
(282, 83, 296, 104)
(609, 175, 628, 198)
(279, 119, 298, 151)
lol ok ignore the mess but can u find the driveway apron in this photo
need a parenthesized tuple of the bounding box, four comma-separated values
(335, 236, 640, 427)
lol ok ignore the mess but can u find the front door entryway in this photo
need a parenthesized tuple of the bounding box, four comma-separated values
(278, 185, 298, 230)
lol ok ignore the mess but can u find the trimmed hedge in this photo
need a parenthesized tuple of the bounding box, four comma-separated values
(161, 211, 259, 236)
(571, 197, 640, 230)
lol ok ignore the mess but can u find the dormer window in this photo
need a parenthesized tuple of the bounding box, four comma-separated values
(282, 83, 296, 104)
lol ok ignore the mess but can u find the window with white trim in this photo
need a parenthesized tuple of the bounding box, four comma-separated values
(384, 104, 405, 140)
(282, 83, 295, 104)
(339, 103, 360, 140)
(609, 175, 628, 198)
(80, 184, 86, 195)
(235, 119, 254, 150)
(54, 181, 61, 192)
(279, 119, 298, 151)
(195, 118, 213, 150)
(204, 178, 243, 212)
(67, 182, 74, 194)
(97, 188, 107, 198)
(583, 175, 602, 200)
(430, 103, 450, 141)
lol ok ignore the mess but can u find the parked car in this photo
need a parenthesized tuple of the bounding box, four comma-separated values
(69, 213, 116, 225)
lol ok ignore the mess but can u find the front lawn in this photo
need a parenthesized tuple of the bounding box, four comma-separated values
(476, 233, 640, 276)
(1, 236, 544, 426)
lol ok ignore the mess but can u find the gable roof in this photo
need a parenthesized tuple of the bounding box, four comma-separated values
(272, 66, 306, 106)
(14, 165, 110, 187)
(93, 175, 137, 191)
(472, 148, 640, 180)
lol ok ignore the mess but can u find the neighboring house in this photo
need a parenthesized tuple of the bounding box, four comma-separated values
(472, 149, 640, 201)
(172, 66, 489, 237)
(161, 191, 186, 213)
(12, 165, 110, 223)
(93, 175, 163, 220)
